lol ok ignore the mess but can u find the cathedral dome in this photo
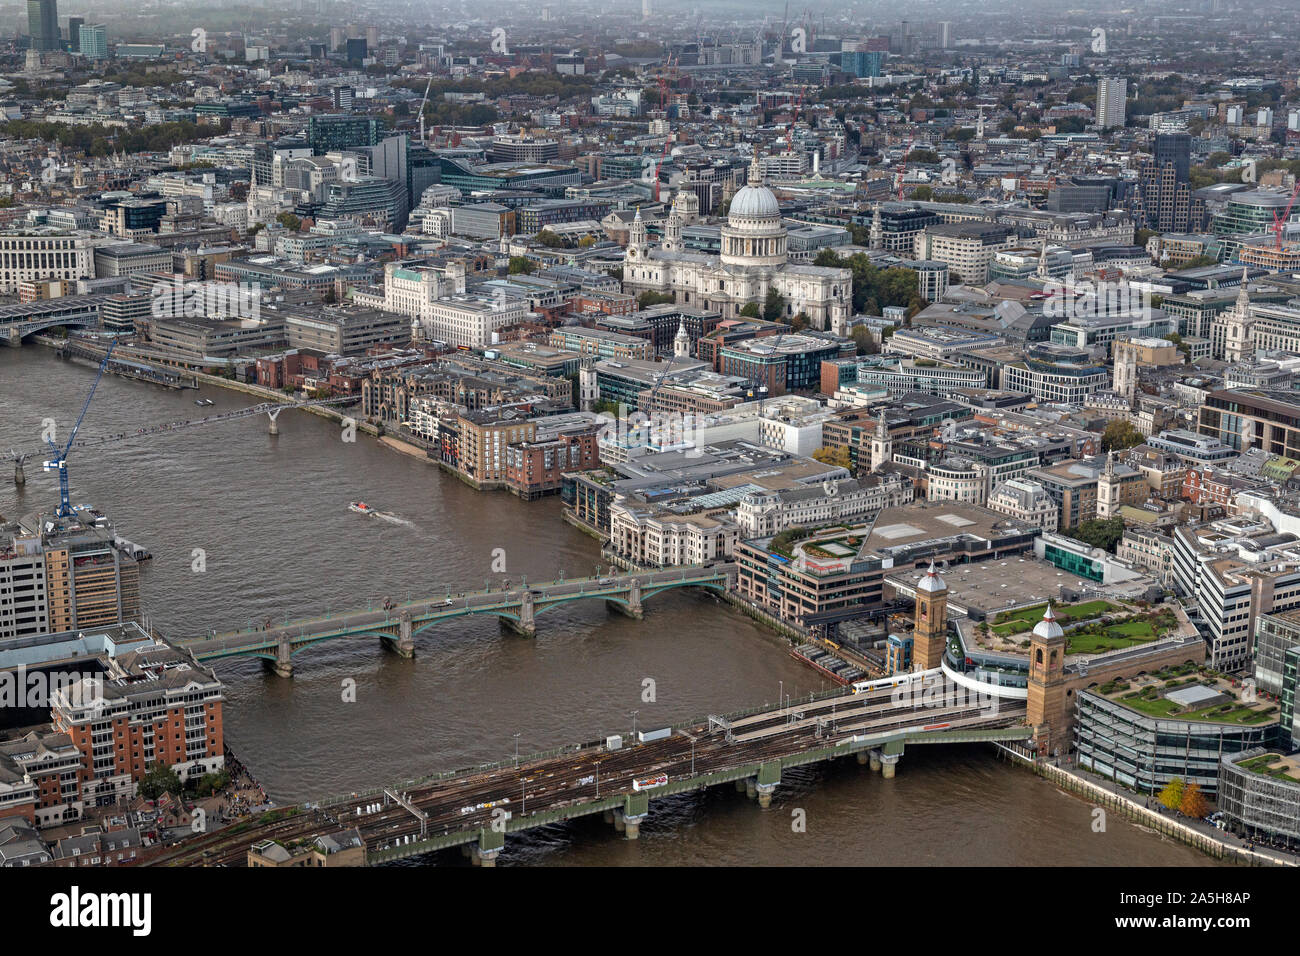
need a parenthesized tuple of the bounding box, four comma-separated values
(719, 154, 788, 267)
(728, 183, 781, 222)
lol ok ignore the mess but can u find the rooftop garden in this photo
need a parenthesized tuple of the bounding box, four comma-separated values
(1237, 753, 1300, 784)
(983, 600, 1180, 655)
(989, 599, 1117, 636)
(770, 523, 857, 560)
(1103, 670, 1279, 726)
(802, 534, 865, 558)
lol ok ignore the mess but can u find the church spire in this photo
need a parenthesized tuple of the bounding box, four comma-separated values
(674, 318, 690, 358)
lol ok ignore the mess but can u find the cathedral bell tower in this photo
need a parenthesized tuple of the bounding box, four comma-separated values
(662, 206, 683, 252)
(626, 207, 647, 262)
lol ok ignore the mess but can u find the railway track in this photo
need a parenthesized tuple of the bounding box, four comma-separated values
(146, 679, 1025, 866)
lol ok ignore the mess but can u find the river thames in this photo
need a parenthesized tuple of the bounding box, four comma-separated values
(0, 347, 1218, 865)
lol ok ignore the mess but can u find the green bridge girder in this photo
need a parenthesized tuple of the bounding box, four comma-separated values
(185, 571, 730, 664)
(362, 724, 1033, 865)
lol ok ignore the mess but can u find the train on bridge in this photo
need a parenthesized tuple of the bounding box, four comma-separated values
(142, 672, 1030, 868)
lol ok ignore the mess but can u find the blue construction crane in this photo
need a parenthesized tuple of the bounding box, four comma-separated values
(43, 340, 116, 518)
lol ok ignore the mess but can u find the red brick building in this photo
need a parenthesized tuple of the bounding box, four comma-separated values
(504, 429, 600, 500)
(0, 625, 226, 829)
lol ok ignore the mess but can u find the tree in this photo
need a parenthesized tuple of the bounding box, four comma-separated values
(140, 762, 184, 802)
(851, 326, 879, 355)
(790, 311, 811, 331)
(841, 253, 924, 315)
(275, 212, 301, 232)
(508, 256, 536, 275)
(738, 302, 761, 318)
(536, 229, 567, 248)
(1062, 517, 1127, 554)
(1158, 777, 1186, 812)
(637, 290, 676, 309)
(1175, 255, 1221, 270)
(1165, 332, 1191, 359)
(196, 769, 231, 797)
(813, 446, 852, 471)
(1101, 419, 1144, 452)
(1179, 782, 1210, 819)
(762, 288, 786, 322)
(911, 185, 935, 201)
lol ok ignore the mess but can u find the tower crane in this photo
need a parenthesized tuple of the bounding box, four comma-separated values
(44, 340, 115, 518)
(417, 75, 433, 147)
(1271, 178, 1300, 250)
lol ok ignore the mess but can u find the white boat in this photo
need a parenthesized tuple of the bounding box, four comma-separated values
(349, 501, 375, 514)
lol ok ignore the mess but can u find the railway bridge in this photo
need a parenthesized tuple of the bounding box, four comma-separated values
(0, 306, 98, 346)
(178, 564, 735, 676)
(148, 670, 1031, 867)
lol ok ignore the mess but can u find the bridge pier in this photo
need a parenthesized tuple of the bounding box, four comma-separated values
(754, 762, 780, 807)
(880, 753, 900, 779)
(471, 827, 504, 865)
(856, 751, 869, 766)
(266, 407, 282, 435)
(869, 750, 882, 773)
(744, 778, 757, 800)
(381, 615, 415, 658)
(611, 807, 647, 840)
(623, 813, 646, 840)
(13, 459, 24, 486)
(268, 638, 293, 678)
(500, 590, 536, 637)
(605, 578, 643, 620)
(471, 846, 500, 867)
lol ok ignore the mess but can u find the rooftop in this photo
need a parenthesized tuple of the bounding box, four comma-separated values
(1095, 668, 1279, 727)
